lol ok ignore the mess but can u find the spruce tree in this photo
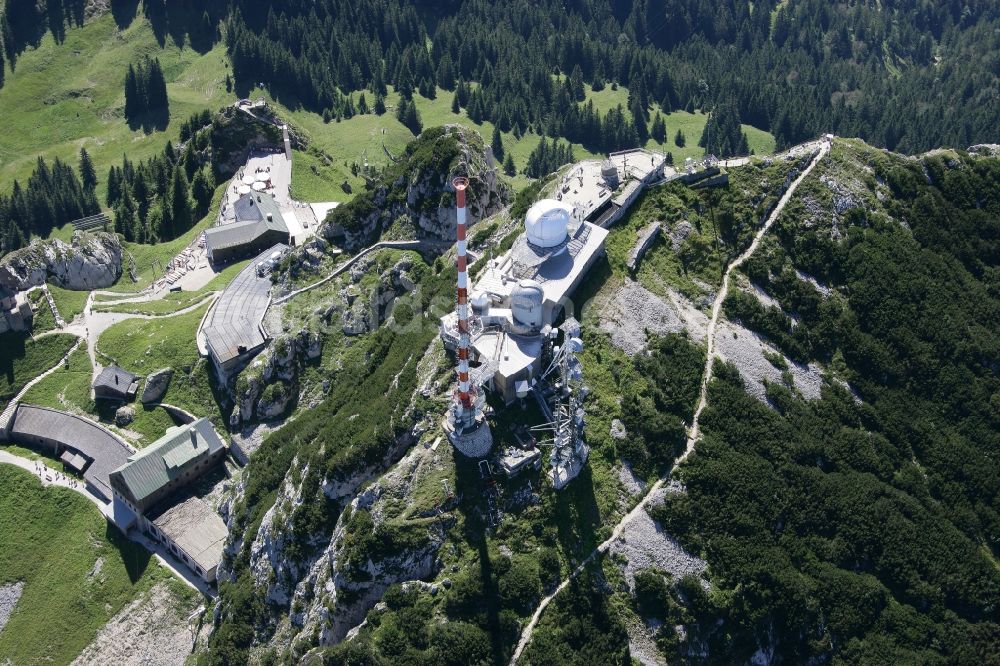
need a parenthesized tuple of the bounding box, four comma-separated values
(631, 98, 649, 144)
(503, 153, 516, 177)
(675, 129, 686, 147)
(106, 166, 122, 207)
(651, 113, 667, 144)
(491, 126, 505, 161)
(396, 98, 422, 135)
(167, 165, 191, 238)
(132, 172, 150, 221)
(191, 168, 214, 213)
(147, 58, 168, 111)
(124, 64, 139, 119)
(569, 65, 585, 101)
(114, 186, 137, 240)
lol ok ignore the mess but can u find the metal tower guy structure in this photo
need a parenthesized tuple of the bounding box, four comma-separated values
(444, 177, 493, 457)
(533, 319, 589, 489)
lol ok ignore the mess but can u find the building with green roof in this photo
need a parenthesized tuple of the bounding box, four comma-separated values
(108, 418, 229, 582)
(109, 418, 226, 514)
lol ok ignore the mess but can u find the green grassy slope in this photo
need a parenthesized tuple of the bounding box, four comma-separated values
(0, 333, 77, 412)
(95, 301, 221, 426)
(0, 465, 184, 666)
(48, 285, 89, 323)
(20, 344, 93, 414)
(275, 84, 775, 198)
(0, 11, 230, 208)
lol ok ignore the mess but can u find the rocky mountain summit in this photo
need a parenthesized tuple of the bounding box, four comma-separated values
(321, 125, 510, 251)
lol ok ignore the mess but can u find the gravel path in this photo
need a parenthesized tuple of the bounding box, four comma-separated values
(509, 139, 830, 665)
(683, 139, 829, 452)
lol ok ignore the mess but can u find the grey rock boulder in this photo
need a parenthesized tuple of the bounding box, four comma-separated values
(115, 406, 135, 427)
(140, 368, 174, 404)
(0, 231, 122, 292)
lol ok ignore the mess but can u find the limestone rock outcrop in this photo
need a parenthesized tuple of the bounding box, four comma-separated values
(321, 125, 510, 251)
(228, 328, 322, 428)
(0, 231, 123, 291)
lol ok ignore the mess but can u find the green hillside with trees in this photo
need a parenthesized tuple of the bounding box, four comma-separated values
(0, 2, 998, 665)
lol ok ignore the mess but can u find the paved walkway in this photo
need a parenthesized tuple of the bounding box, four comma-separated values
(508, 138, 831, 665)
(77, 291, 218, 382)
(0, 449, 108, 513)
(273, 240, 430, 305)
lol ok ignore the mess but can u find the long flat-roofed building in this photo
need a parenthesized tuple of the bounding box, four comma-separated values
(202, 244, 287, 380)
(145, 495, 228, 583)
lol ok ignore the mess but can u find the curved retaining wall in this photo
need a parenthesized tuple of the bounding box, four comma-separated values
(5, 404, 132, 502)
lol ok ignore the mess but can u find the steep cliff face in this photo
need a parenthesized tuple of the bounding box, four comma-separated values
(0, 231, 122, 291)
(207, 234, 455, 662)
(321, 125, 510, 251)
(230, 328, 322, 428)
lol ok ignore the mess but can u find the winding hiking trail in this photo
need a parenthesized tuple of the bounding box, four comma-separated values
(509, 139, 830, 665)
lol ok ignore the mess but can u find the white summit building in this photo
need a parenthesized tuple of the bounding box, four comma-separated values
(440, 198, 608, 405)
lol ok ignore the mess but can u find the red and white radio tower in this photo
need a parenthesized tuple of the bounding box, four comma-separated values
(444, 176, 492, 457)
(454, 176, 473, 411)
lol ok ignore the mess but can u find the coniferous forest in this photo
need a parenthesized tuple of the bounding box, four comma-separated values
(221, 0, 1000, 154)
(2, 0, 998, 158)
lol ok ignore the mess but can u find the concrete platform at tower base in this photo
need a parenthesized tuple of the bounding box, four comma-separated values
(443, 417, 493, 459)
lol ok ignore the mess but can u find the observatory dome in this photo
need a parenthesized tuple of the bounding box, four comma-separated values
(525, 199, 573, 248)
(510, 279, 544, 329)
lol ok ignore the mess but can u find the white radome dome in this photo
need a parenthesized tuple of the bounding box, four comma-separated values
(510, 279, 545, 329)
(525, 199, 573, 248)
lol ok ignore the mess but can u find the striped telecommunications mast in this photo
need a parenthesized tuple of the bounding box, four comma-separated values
(455, 177, 473, 410)
(444, 176, 493, 457)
